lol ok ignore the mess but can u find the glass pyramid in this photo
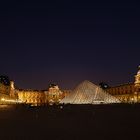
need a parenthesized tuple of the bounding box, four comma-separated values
(61, 80, 120, 104)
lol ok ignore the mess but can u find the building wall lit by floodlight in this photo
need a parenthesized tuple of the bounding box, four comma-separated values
(105, 66, 140, 103)
(0, 66, 140, 105)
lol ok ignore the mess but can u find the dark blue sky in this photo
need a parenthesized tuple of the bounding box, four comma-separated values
(0, 1, 140, 89)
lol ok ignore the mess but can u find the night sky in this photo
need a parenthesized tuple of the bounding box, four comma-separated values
(0, 1, 140, 89)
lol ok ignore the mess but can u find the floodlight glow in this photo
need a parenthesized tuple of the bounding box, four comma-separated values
(1, 98, 23, 103)
(1, 98, 5, 101)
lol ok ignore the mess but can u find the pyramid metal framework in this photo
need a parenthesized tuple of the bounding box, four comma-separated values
(61, 80, 120, 104)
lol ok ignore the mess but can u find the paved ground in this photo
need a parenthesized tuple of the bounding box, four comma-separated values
(0, 104, 140, 140)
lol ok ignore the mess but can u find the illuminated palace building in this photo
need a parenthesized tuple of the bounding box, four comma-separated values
(0, 67, 140, 105)
(105, 67, 140, 102)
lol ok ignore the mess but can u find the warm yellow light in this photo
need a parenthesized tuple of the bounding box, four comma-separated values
(1, 98, 5, 101)
(1, 98, 23, 103)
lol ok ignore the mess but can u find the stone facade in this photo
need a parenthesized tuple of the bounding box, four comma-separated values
(105, 83, 135, 102)
(0, 83, 10, 95)
(16, 85, 64, 105)
(135, 67, 140, 91)
(0, 81, 18, 104)
(1, 66, 140, 105)
(105, 67, 140, 103)
(17, 90, 46, 105)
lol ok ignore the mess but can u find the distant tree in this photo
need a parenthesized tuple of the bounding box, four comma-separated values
(99, 82, 110, 89)
(47, 83, 57, 90)
(0, 75, 10, 86)
(49, 83, 57, 88)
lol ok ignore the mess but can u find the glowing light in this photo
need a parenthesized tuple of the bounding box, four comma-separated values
(61, 80, 120, 104)
(1, 98, 5, 101)
(1, 98, 23, 103)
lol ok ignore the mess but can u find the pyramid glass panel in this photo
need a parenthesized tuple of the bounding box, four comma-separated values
(61, 81, 120, 104)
